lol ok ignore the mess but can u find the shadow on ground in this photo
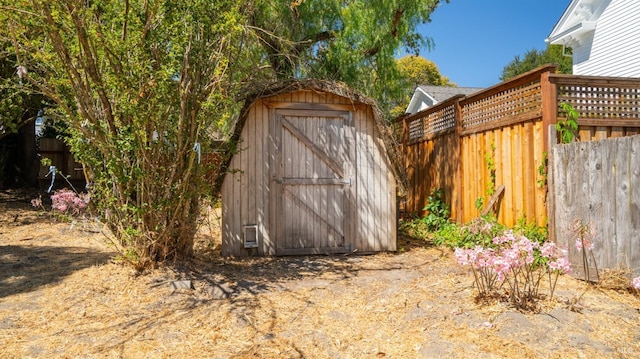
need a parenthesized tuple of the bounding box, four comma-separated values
(0, 245, 112, 298)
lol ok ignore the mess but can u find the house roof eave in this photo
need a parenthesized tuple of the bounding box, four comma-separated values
(546, 20, 597, 45)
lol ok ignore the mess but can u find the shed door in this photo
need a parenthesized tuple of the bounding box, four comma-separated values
(273, 109, 354, 255)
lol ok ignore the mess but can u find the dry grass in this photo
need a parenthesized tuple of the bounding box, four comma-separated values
(1, 193, 639, 358)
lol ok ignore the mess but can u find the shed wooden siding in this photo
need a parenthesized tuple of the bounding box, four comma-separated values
(221, 89, 396, 256)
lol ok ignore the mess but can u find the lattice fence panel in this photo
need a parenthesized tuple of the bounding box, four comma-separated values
(462, 81, 542, 129)
(407, 103, 456, 142)
(558, 84, 640, 119)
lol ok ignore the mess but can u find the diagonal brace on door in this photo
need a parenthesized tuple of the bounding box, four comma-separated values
(281, 117, 345, 178)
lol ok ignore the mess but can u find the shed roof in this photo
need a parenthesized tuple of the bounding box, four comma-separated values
(214, 79, 408, 195)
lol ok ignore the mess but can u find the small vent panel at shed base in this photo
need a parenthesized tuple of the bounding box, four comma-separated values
(244, 225, 258, 248)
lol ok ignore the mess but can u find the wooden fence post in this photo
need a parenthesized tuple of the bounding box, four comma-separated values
(541, 68, 558, 154)
(454, 98, 463, 224)
(541, 68, 558, 242)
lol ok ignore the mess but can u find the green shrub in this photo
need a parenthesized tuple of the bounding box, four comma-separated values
(433, 216, 505, 249)
(421, 188, 450, 231)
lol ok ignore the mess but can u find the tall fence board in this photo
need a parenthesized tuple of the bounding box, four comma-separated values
(399, 65, 640, 230)
(551, 135, 640, 278)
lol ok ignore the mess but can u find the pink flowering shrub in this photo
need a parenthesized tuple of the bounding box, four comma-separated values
(455, 230, 571, 308)
(632, 276, 640, 292)
(50, 188, 90, 216)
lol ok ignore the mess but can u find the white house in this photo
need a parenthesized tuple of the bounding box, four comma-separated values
(405, 85, 482, 114)
(546, 0, 640, 77)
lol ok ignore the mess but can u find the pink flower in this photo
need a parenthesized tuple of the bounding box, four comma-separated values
(632, 276, 640, 290)
(492, 231, 516, 245)
(571, 219, 595, 251)
(575, 237, 593, 251)
(50, 188, 90, 215)
(540, 241, 556, 258)
(454, 247, 471, 266)
(493, 257, 512, 281)
(31, 196, 42, 208)
(549, 257, 572, 274)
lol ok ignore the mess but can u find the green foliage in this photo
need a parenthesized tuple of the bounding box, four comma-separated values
(500, 44, 572, 81)
(484, 142, 497, 197)
(421, 188, 450, 231)
(473, 142, 497, 214)
(399, 216, 432, 241)
(433, 217, 505, 249)
(556, 102, 579, 143)
(0, 39, 47, 140)
(3, 0, 245, 269)
(390, 55, 454, 117)
(537, 151, 548, 188)
(40, 157, 52, 167)
(400, 187, 451, 240)
(474, 197, 485, 212)
(397, 55, 454, 88)
(246, 0, 446, 116)
(512, 217, 548, 245)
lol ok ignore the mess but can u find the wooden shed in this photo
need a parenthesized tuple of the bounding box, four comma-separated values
(219, 80, 405, 256)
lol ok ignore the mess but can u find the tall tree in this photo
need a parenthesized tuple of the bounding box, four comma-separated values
(390, 55, 454, 117)
(500, 44, 572, 81)
(397, 55, 454, 88)
(2, 0, 245, 268)
(246, 0, 446, 112)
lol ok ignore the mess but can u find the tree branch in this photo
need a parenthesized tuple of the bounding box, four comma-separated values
(364, 8, 405, 58)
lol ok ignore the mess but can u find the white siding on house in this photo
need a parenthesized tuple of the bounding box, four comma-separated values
(573, 0, 640, 77)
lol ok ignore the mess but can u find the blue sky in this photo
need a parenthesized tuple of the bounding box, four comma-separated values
(412, 0, 571, 88)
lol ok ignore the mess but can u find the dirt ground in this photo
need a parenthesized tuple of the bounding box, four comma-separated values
(1, 190, 639, 358)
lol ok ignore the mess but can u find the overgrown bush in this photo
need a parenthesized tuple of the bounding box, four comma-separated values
(6, 1, 245, 270)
